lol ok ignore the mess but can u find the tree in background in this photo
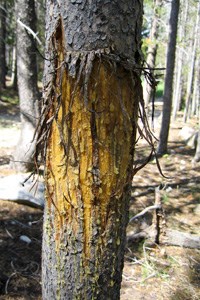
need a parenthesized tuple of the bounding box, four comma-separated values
(0, 0, 7, 89)
(157, 0, 180, 155)
(172, 0, 188, 120)
(37, 0, 143, 298)
(171, 0, 200, 122)
(14, 0, 40, 171)
(143, 0, 163, 109)
(183, 1, 200, 123)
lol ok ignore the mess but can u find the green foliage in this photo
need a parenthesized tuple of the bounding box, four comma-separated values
(155, 80, 164, 98)
(162, 193, 169, 204)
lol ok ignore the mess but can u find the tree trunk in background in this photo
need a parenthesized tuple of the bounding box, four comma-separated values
(172, 0, 188, 120)
(183, 2, 200, 123)
(194, 129, 200, 162)
(157, 0, 180, 155)
(14, 0, 39, 171)
(193, 56, 200, 162)
(191, 57, 200, 117)
(11, 46, 18, 91)
(41, 1, 143, 299)
(0, 0, 7, 89)
(143, 0, 163, 109)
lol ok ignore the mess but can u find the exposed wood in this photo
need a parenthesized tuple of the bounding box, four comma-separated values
(39, 1, 144, 299)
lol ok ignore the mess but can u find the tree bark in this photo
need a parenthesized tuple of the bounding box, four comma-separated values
(40, 1, 143, 299)
(157, 0, 180, 155)
(14, 0, 40, 172)
(0, 0, 7, 89)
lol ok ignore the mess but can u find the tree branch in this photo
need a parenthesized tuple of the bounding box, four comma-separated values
(129, 204, 161, 223)
(17, 18, 42, 45)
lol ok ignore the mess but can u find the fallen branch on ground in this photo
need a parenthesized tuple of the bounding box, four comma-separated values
(128, 187, 200, 249)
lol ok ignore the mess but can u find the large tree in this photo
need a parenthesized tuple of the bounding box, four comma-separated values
(37, 0, 143, 299)
(14, 0, 40, 171)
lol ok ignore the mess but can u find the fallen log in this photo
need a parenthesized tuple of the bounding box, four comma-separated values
(0, 173, 44, 209)
(127, 228, 200, 249)
(161, 229, 200, 249)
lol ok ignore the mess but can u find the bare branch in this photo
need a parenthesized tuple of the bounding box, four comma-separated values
(129, 204, 161, 223)
(17, 18, 42, 45)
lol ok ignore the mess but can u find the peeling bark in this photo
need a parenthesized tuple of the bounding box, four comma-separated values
(39, 1, 143, 299)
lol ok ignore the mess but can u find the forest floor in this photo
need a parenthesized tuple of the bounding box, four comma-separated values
(0, 89, 200, 299)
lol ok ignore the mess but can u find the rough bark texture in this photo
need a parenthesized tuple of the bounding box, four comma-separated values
(157, 0, 179, 154)
(14, 0, 40, 171)
(0, 0, 7, 89)
(41, 1, 143, 299)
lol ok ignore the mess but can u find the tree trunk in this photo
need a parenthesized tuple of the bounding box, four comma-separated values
(191, 57, 200, 117)
(14, 0, 40, 171)
(172, 0, 188, 120)
(157, 0, 180, 155)
(0, 0, 7, 89)
(40, 1, 143, 299)
(143, 0, 163, 109)
(183, 1, 200, 123)
(11, 46, 18, 90)
(194, 129, 200, 162)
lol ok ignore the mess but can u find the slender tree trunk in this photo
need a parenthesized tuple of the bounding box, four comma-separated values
(194, 129, 200, 163)
(0, 0, 7, 89)
(193, 59, 200, 162)
(11, 46, 17, 90)
(191, 58, 200, 117)
(143, 0, 163, 109)
(40, 1, 143, 299)
(14, 0, 40, 171)
(157, 0, 180, 155)
(172, 0, 188, 120)
(183, 2, 200, 123)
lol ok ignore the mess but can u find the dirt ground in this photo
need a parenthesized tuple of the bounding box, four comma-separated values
(0, 95, 200, 299)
